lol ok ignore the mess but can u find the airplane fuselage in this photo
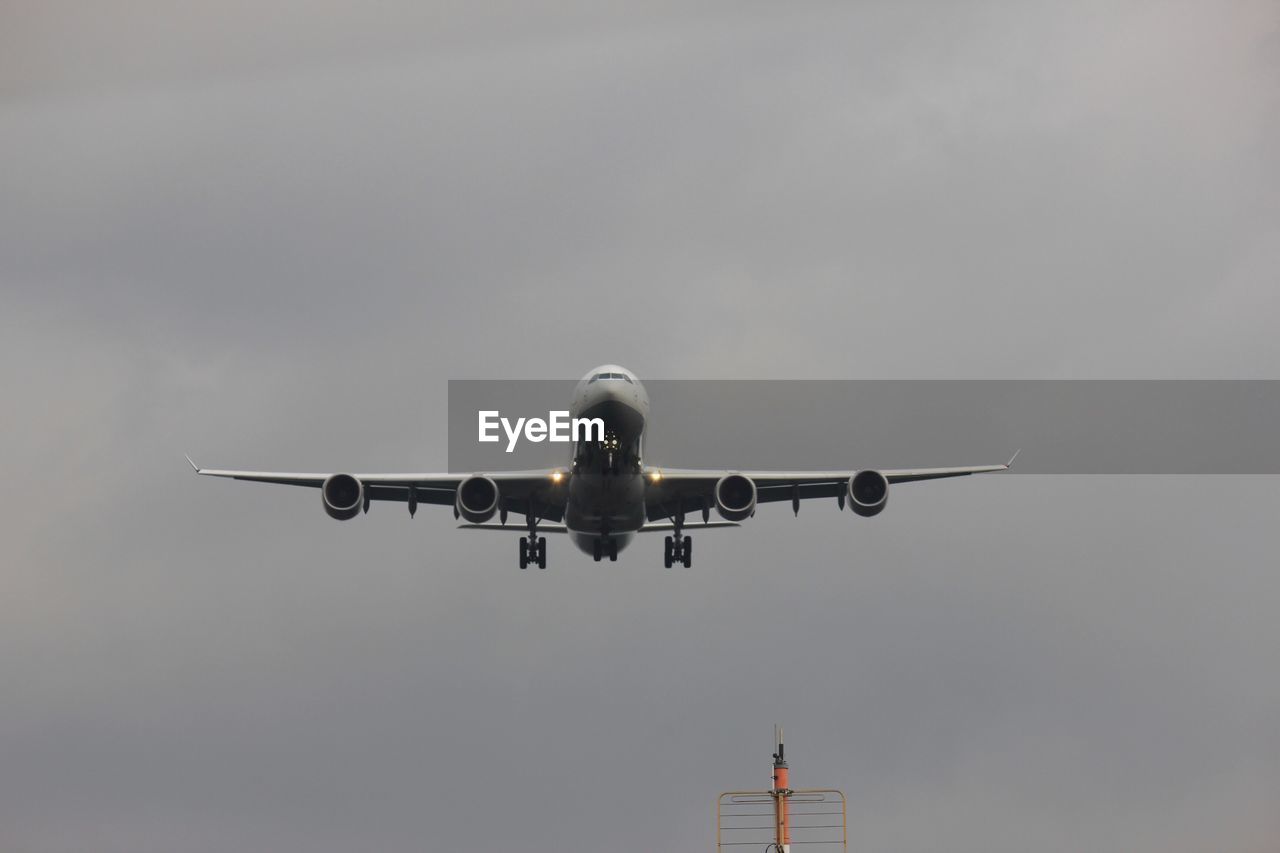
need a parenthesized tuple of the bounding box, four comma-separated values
(564, 364, 651, 555)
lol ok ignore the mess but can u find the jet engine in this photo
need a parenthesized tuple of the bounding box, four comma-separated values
(456, 475, 500, 524)
(715, 474, 757, 522)
(847, 470, 889, 517)
(322, 473, 364, 520)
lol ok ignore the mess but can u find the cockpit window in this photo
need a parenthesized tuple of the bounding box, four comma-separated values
(589, 372, 633, 383)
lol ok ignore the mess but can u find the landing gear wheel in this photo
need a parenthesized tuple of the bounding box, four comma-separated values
(518, 539, 528, 569)
(663, 536, 673, 569)
(593, 539, 603, 562)
(682, 536, 692, 568)
(536, 537, 547, 569)
(608, 540, 618, 561)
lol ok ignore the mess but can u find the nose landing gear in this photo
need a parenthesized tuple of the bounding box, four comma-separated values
(592, 538, 618, 562)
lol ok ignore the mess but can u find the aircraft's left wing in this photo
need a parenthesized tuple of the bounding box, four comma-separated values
(187, 457, 568, 521)
(643, 453, 1017, 522)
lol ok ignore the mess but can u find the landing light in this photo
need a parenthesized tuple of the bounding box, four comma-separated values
(551, 470, 564, 484)
(650, 470, 662, 483)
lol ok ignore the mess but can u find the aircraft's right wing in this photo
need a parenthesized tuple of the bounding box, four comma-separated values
(187, 457, 570, 521)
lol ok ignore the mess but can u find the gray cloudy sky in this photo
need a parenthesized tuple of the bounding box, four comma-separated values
(2, 2, 1279, 852)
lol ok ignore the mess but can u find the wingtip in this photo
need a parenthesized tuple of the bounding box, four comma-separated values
(185, 454, 200, 473)
(1006, 448, 1021, 469)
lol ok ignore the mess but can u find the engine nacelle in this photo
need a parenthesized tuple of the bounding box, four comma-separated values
(322, 473, 364, 521)
(847, 470, 889, 517)
(715, 473, 757, 522)
(456, 475, 500, 524)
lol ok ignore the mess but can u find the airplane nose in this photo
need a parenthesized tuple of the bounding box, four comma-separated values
(579, 382, 646, 438)
(585, 381, 626, 407)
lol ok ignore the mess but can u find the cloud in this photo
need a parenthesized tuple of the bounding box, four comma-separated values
(2, 3, 1278, 851)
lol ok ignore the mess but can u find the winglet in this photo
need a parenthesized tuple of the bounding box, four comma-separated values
(185, 454, 200, 473)
(1006, 449, 1021, 469)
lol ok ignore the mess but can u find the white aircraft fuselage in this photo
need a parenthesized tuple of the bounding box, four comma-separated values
(564, 364, 651, 556)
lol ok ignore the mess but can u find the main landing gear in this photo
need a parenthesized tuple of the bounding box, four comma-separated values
(664, 534, 692, 568)
(659, 507, 692, 568)
(592, 538, 618, 562)
(519, 510, 546, 569)
(519, 536, 547, 569)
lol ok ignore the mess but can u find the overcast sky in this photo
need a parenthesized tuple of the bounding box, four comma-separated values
(2, 2, 1279, 852)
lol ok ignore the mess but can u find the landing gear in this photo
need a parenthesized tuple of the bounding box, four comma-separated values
(661, 506, 692, 568)
(663, 534, 692, 568)
(518, 536, 547, 569)
(519, 508, 547, 570)
(592, 538, 618, 562)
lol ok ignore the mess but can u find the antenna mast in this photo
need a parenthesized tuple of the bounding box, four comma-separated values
(771, 724, 792, 851)
(716, 727, 846, 852)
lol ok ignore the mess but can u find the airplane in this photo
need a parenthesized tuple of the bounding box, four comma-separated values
(189, 364, 1015, 569)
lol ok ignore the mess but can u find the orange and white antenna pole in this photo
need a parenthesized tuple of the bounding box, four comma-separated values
(771, 724, 792, 853)
(717, 728, 846, 852)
